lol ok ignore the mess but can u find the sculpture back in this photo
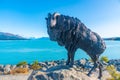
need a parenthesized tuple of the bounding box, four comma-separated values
(46, 12, 106, 55)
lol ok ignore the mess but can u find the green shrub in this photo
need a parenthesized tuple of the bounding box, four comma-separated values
(111, 71, 120, 80)
(106, 65, 120, 80)
(106, 65, 116, 72)
(10, 68, 29, 74)
(17, 61, 27, 67)
(100, 56, 109, 63)
(106, 77, 114, 80)
(31, 60, 42, 70)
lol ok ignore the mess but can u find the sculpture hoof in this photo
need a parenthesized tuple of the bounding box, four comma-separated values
(87, 73, 91, 77)
(98, 76, 102, 80)
(69, 62, 74, 67)
(66, 62, 69, 65)
(69, 64, 73, 67)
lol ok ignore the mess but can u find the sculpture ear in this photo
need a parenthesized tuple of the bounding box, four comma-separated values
(45, 17, 48, 20)
(48, 13, 51, 17)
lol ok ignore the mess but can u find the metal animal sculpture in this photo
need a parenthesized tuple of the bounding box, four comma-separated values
(45, 12, 106, 79)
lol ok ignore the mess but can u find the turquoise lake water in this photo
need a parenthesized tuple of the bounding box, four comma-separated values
(0, 39, 120, 64)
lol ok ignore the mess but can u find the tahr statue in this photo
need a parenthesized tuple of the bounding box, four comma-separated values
(45, 12, 106, 79)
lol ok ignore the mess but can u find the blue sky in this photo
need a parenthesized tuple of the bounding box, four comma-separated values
(0, 0, 120, 38)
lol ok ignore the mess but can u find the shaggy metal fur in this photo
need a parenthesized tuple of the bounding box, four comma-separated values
(45, 12, 106, 79)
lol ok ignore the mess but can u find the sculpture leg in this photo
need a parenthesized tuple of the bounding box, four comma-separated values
(66, 52, 70, 65)
(66, 44, 76, 66)
(98, 61, 103, 79)
(87, 61, 97, 76)
(69, 52, 75, 67)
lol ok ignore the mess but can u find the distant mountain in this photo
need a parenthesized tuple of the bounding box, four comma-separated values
(36, 37, 49, 40)
(0, 32, 27, 40)
(37, 37, 120, 41)
(104, 37, 120, 41)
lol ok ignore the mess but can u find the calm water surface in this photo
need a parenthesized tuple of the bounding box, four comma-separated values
(0, 39, 120, 64)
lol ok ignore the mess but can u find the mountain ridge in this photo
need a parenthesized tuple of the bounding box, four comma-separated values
(103, 37, 120, 41)
(0, 32, 27, 40)
(0, 31, 119, 41)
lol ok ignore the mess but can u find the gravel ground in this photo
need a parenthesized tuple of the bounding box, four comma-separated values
(0, 70, 33, 80)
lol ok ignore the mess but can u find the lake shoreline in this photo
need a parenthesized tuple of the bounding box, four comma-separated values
(0, 59, 120, 80)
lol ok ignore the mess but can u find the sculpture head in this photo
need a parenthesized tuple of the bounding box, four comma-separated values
(45, 12, 61, 41)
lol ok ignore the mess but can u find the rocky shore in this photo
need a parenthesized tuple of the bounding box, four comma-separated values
(108, 59, 120, 71)
(0, 59, 120, 80)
